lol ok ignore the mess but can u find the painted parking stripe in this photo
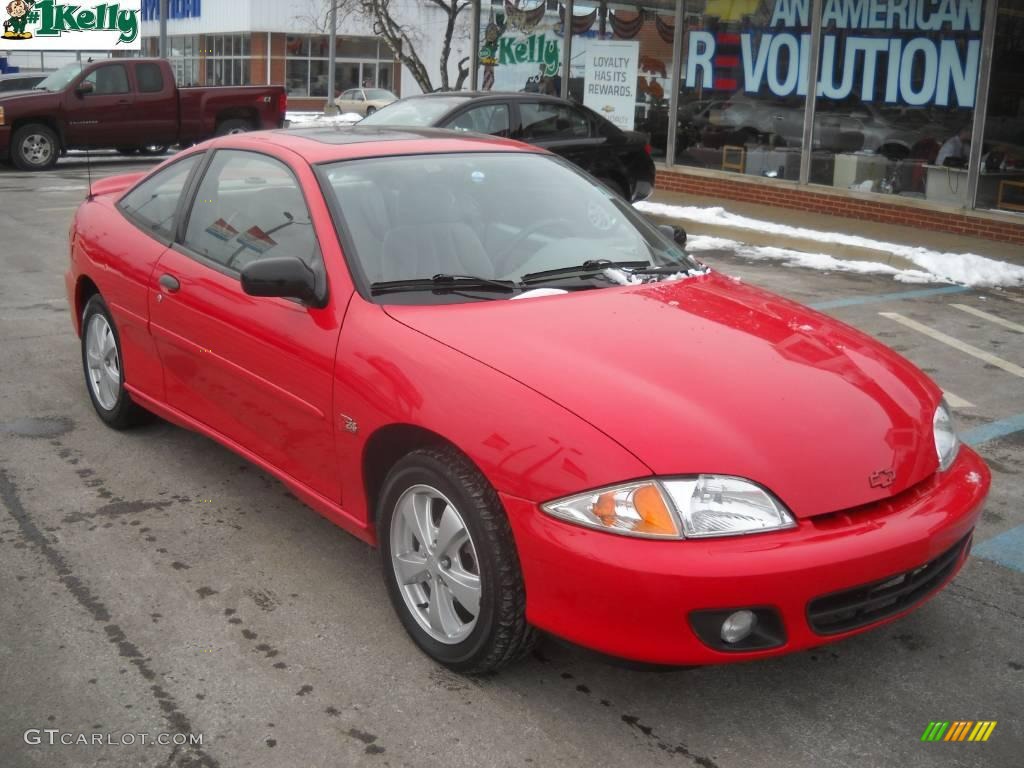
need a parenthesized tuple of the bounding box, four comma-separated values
(951, 303, 1024, 334)
(879, 313, 1024, 378)
(943, 391, 974, 409)
(809, 286, 970, 310)
(961, 413, 1024, 445)
(973, 525, 1024, 573)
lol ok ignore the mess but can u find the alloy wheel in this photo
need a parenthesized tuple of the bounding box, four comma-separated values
(21, 133, 53, 166)
(390, 484, 482, 644)
(85, 313, 120, 410)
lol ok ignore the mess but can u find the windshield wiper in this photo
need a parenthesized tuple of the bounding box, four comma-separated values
(370, 273, 516, 295)
(520, 259, 650, 285)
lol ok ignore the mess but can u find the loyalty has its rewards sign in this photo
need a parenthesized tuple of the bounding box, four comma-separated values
(1, 0, 140, 49)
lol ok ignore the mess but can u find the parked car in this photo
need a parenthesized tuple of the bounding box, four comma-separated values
(360, 92, 655, 201)
(334, 87, 397, 116)
(0, 71, 45, 93)
(66, 126, 989, 673)
(0, 58, 286, 170)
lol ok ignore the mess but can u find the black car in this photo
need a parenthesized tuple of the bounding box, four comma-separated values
(0, 72, 45, 93)
(359, 92, 655, 202)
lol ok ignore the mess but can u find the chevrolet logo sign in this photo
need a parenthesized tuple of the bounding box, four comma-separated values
(869, 469, 896, 488)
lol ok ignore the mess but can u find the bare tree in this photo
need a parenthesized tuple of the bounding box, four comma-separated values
(299, 0, 472, 93)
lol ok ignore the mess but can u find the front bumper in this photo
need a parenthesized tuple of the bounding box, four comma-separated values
(501, 446, 989, 665)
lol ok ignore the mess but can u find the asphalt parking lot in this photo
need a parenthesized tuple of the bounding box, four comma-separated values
(1, 156, 1022, 768)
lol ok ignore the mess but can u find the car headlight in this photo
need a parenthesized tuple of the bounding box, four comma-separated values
(933, 399, 960, 472)
(541, 475, 796, 539)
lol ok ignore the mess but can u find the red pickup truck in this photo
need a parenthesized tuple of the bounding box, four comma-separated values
(0, 58, 286, 171)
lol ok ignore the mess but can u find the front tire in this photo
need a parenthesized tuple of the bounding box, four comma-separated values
(81, 295, 151, 429)
(11, 123, 59, 171)
(380, 446, 536, 673)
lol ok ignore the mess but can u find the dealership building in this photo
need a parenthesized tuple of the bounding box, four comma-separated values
(1, 0, 1022, 245)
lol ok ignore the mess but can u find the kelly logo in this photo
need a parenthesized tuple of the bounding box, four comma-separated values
(2, 0, 140, 48)
(921, 721, 997, 742)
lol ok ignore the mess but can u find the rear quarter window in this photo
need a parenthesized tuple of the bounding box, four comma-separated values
(136, 63, 165, 93)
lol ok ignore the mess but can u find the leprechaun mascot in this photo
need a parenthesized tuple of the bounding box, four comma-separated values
(3, 0, 36, 39)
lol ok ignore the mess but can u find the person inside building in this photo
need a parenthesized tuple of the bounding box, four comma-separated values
(936, 125, 972, 167)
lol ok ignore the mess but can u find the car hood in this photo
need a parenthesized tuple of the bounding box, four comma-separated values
(384, 272, 943, 518)
(0, 89, 57, 110)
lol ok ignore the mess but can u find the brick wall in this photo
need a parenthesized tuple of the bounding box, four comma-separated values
(656, 168, 1024, 246)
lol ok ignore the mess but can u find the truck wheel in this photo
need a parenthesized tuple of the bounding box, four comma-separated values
(116, 147, 139, 156)
(216, 119, 253, 136)
(12, 124, 60, 171)
(139, 144, 169, 156)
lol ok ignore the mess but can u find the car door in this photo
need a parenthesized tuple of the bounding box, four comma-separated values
(441, 102, 511, 138)
(336, 89, 357, 113)
(148, 148, 344, 500)
(129, 61, 178, 147)
(64, 62, 136, 147)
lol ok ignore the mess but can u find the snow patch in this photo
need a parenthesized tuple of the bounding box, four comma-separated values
(286, 111, 362, 127)
(637, 202, 1024, 288)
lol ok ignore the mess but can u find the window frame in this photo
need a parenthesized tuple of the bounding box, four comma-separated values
(174, 148, 327, 283)
(82, 63, 131, 95)
(135, 62, 165, 94)
(116, 152, 207, 246)
(442, 101, 512, 138)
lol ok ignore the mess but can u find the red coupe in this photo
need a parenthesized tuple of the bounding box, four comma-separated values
(66, 127, 990, 672)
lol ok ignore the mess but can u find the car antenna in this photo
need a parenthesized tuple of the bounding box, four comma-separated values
(85, 144, 94, 201)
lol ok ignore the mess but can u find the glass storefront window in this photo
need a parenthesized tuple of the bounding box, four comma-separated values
(674, 2, 808, 180)
(310, 59, 329, 97)
(378, 62, 394, 91)
(811, 1, 984, 200)
(975, 0, 1024, 212)
(287, 59, 310, 96)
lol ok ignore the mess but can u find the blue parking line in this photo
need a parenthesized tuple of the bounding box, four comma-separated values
(809, 286, 971, 310)
(962, 413, 1024, 446)
(973, 526, 1024, 573)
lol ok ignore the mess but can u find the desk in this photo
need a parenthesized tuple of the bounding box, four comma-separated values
(925, 165, 1024, 208)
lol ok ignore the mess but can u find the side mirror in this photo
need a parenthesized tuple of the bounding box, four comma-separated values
(76, 81, 95, 96)
(657, 223, 687, 246)
(241, 256, 326, 307)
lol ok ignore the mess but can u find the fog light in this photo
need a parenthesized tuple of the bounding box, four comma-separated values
(720, 610, 758, 644)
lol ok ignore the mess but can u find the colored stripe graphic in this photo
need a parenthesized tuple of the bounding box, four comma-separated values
(920, 721, 996, 742)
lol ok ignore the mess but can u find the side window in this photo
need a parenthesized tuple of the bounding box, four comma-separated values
(136, 63, 164, 93)
(520, 102, 590, 141)
(445, 104, 510, 137)
(83, 64, 130, 95)
(340, 89, 354, 100)
(183, 150, 321, 273)
(118, 154, 202, 239)
(353, 90, 365, 101)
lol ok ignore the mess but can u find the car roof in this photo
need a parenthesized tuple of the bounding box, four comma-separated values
(205, 125, 540, 164)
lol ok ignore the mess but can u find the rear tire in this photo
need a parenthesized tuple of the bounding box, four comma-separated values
(379, 445, 537, 673)
(216, 118, 254, 136)
(139, 144, 169, 156)
(365, 106, 377, 116)
(80, 295, 152, 429)
(11, 123, 59, 171)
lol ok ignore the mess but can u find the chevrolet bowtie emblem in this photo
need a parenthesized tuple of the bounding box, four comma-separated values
(869, 469, 896, 488)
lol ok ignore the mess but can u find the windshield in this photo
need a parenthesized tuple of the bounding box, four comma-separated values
(34, 62, 84, 92)
(319, 152, 703, 303)
(365, 89, 396, 101)
(360, 96, 469, 126)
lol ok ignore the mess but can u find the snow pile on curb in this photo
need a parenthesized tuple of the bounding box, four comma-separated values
(636, 202, 1024, 288)
(286, 111, 363, 126)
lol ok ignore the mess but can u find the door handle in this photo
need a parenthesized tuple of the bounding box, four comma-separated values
(158, 274, 180, 293)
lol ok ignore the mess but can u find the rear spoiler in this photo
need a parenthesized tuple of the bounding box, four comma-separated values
(88, 171, 147, 200)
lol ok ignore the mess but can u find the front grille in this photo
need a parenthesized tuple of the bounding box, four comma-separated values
(807, 533, 971, 635)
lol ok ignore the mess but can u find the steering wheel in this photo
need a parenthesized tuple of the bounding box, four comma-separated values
(493, 218, 573, 276)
